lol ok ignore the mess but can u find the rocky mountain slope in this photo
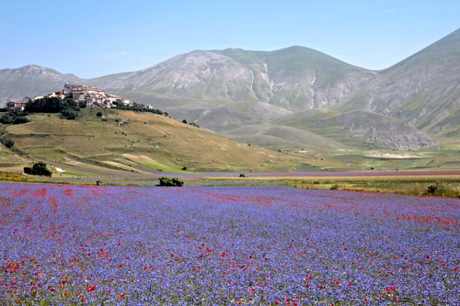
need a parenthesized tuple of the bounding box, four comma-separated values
(0, 65, 80, 102)
(336, 28, 460, 138)
(87, 47, 376, 112)
(274, 109, 435, 150)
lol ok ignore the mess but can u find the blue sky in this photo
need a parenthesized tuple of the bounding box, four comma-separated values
(0, 0, 458, 78)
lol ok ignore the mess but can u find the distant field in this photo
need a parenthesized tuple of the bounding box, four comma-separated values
(2, 166, 460, 198)
(196, 171, 460, 197)
(2, 109, 460, 177)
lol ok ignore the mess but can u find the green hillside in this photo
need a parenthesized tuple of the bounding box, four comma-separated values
(0, 109, 317, 175)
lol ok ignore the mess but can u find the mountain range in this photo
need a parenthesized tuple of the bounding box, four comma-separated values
(2, 28, 460, 152)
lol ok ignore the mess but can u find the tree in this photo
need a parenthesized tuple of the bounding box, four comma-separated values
(1, 137, 14, 148)
(24, 162, 52, 177)
(61, 109, 78, 120)
(0, 111, 29, 124)
(25, 96, 79, 116)
(159, 177, 184, 187)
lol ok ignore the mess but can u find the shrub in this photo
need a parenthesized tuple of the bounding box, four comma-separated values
(96, 112, 103, 117)
(24, 162, 52, 177)
(424, 181, 459, 197)
(13, 116, 29, 124)
(1, 137, 14, 149)
(159, 177, 184, 187)
(239, 174, 245, 177)
(0, 112, 29, 124)
(426, 184, 438, 195)
(61, 109, 78, 120)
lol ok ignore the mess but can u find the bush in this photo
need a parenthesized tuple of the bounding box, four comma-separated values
(1, 137, 14, 149)
(96, 112, 103, 117)
(0, 112, 29, 124)
(24, 162, 52, 177)
(61, 109, 78, 120)
(239, 174, 245, 177)
(426, 184, 438, 195)
(424, 181, 460, 197)
(13, 116, 29, 124)
(159, 177, 184, 187)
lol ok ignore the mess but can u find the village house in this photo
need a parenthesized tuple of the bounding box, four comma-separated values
(56, 84, 132, 108)
(6, 96, 33, 111)
(47, 90, 66, 99)
(7, 84, 135, 111)
(6, 100, 26, 111)
(122, 98, 133, 107)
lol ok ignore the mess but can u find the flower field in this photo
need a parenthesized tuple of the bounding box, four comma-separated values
(0, 183, 459, 305)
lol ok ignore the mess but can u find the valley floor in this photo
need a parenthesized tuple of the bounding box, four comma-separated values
(2, 167, 460, 198)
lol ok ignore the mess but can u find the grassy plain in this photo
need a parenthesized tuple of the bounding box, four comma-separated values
(196, 173, 460, 198)
(2, 108, 460, 192)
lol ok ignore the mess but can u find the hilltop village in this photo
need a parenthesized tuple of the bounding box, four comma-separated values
(7, 85, 155, 111)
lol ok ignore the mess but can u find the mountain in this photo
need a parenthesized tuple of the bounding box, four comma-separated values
(0, 65, 80, 102)
(5, 28, 460, 153)
(336, 28, 460, 140)
(85, 46, 397, 149)
(217, 47, 377, 110)
(87, 47, 376, 112)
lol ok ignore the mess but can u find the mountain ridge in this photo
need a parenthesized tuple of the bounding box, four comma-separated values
(3, 28, 460, 152)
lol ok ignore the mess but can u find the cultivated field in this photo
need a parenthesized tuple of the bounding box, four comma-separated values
(0, 183, 459, 305)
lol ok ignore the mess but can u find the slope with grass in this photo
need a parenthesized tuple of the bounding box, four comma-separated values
(274, 109, 435, 150)
(0, 108, 312, 173)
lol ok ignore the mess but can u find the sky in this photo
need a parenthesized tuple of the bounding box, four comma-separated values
(0, 0, 458, 78)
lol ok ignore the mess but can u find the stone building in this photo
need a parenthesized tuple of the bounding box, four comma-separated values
(6, 100, 26, 111)
(11, 84, 134, 110)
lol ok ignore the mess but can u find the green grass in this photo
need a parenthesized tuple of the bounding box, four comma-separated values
(4, 169, 460, 199)
(195, 174, 460, 198)
(120, 156, 192, 173)
(1, 109, 315, 174)
(285, 176, 460, 198)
